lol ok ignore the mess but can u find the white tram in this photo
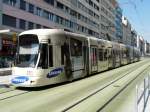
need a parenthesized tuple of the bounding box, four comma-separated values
(11, 29, 140, 87)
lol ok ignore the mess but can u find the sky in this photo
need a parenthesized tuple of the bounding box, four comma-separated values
(118, 0, 150, 42)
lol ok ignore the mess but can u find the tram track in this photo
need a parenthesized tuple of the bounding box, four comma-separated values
(0, 88, 31, 101)
(0, 86, 15, 95)
(96, 65, 150, 112)
(0, 60, 146, 99)
(0, 59, 149, 112)
(0, 84, 31, 101)
(62, 61, 150, 112)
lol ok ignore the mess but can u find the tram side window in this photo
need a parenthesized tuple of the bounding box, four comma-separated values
(49, 45, 53, 67)
(124, 50, 127, 58)
(117, 50, 119, 58)
(104, 49, 108, 61)
(38, 44, 48, 69)
(121, 50, 123, 58)
(108, 49, 112, 59)
(61, 45, 64, 65)
(91, 48, 97, 66)
(70, 38, 82, 56)
(126, 49, 129, 58)
(99, 49, 103, 61)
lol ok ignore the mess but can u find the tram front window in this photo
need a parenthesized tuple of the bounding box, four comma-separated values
(16, 34, 39, 68)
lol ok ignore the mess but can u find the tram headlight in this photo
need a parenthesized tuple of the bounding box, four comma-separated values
(12, 69, 15, 75)
(27, 71, 33, 76)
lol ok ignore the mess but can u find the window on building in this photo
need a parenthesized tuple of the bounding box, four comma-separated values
(96, 0, 99, 3)
(36, 7, 42, 16)
(77, 24, 82, 31)
(3, 0, 16, 6)
(64, 19, 70, 28)
(2, 14, 16, 27)
(48, 12, 54, 21)
(88, 29, 93, 35)
(89, 0, 93, 7)
(44, 0, 54, 6)
(70, 10, 77, 18)
(65, 6, 69, 13)
(43, 26, 49, 28)
(57, 2, 64, 9)
(94, 4, 99, 11)
(19, 19, 26, 30)
(43, 10, 49, 19)
(101, 24, 106, 30)
(78, 13, 81, 19)
(55, 15, 61, 24)
(55, 16, 65, 24)
(81, 26, 84, 32)
(70, 21, 73, 28)
(36, 24, 41, 28)
(28, 22, 34, 29)
(28, 3, 34, 14)
(20, 0, 26, 10)
(88, 9, 93, 16)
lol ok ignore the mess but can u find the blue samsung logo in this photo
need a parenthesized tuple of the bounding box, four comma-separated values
(11, 76, 29, 84)
(47, 68, 63, 78)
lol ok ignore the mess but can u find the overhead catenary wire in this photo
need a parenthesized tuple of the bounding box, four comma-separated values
(118, 0, 146, 38)
(128, 0, 144, 26)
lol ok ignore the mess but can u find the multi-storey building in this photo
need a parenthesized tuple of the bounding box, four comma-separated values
(0, 0, 119, 41)
(122, 16, 132, 45)
(0, 0, 101, 38)
(131, 29, 137, 47)
(99, 0, 116, 41)
(137, 35, 145, 56)
(114, 1, 123, 43)
(145, 41, 150, 54)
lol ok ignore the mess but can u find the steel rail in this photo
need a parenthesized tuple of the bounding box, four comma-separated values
(96, 65, 150, 112)
(62, 61, 149, 112)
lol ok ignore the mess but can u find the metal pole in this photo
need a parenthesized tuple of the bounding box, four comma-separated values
(143, 79, 146, 112)
(148, 74, 150, 93)
(136, 85, 138, 112)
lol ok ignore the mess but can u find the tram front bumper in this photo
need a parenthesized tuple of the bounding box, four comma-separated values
(11, 76, 41, 87)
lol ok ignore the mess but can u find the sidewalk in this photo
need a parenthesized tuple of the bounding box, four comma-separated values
(145, 93, 150, 112)
(0, 68, 12, 76)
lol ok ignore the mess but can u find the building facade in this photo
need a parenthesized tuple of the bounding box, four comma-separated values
(122, 16, 132, 45)
(145, 41, 150, 54)
(99, 0, 116, 41)
(115, 1, 123, 43)
(0, 0, 119, 41)
(137, 35, 145, 56)
(131, 29, 137, 47)
(0, 0, 101, 38)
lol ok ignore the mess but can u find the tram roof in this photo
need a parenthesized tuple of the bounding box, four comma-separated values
(19, 29, 118, 48)
(19, 29, 66, 36)
(19, 29, 90, 40)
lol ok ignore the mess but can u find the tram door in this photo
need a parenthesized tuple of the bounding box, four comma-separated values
(70, 38, 84, 79)
(90, 47, 98, 72)
(108, 48, 113, 68)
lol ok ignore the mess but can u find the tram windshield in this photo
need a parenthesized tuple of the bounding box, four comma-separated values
(16, 34, 39, 67)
